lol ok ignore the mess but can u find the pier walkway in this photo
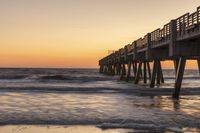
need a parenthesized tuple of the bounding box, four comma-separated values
(99, 6, 200, 99)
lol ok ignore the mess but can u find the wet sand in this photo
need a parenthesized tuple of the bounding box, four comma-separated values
(0, 125, 139, 133)
(0, 125, 200, 133)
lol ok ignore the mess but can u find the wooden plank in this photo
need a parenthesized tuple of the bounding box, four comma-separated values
(135, 62, 142, 84)
(150, 61, 157, 88)
(173, 57, 186, 99)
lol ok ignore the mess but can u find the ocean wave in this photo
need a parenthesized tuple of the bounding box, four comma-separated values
(0, 86, 199, 96)
(0, 74, 112, 84)
(0, 117, 199, 132)
(0, 74, 29, 79)
(39, 75, 71, 80)
(38, 75, 111, 82)
(0, 73, 199, 81)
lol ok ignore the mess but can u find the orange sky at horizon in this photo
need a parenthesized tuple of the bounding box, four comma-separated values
(0, 0, 200, 68)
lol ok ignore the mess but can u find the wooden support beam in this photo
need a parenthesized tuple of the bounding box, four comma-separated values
(102, 65, 104, 73)
(108, 65, 111, 75)
(140, 66, 143, 78)
(115, 64, 117, 75)
(102, 65, 105, 73)
(120, 63, 126, 80)
(116, 64, 118, 75)
(117, 63, 121, 75)
(158, 61, 164, 83)
(147, 62, 151, 80)
(112, 65, 115, 75)
(114, 64, 117, 75)
(110, 65, 112, 75)
(104, 65, 107, 74)
(143, 62, 147, 83)
(133, 62, 137, 78)
(156, 61, 161, 85)
(150, 61, 157, 88)
(132, 62, 135, 76)
(173, 59, 179, 74)
(123, 64, 126, 75)
(111, 65, 113, 75)
(135, 62, 142, 84)
(126, 61, 132, 81)
(173, 57, 186, 99)
(99, 65, 102, 73)
(197, 59, 200, 76)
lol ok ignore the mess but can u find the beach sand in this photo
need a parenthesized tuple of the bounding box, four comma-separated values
(0, 125, 137, 133)
(0, 125, 200, 133)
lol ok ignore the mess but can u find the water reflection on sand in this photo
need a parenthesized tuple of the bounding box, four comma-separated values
(135, 95, 200, 117)
(0, 91, 199, 131)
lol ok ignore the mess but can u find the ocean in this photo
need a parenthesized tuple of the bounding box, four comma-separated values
(0, 68, 199, 132)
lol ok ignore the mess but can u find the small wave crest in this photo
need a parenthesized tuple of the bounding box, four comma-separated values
(38, 75, 112, 83)
(0, 74, 29, 79)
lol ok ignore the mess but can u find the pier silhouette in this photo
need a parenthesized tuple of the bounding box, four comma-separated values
(99, 6, 200, 99)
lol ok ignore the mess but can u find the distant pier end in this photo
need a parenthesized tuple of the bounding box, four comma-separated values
(99, 6, 200, 99)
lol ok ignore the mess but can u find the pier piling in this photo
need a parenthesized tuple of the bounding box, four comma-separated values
(173, 57, 186, 99)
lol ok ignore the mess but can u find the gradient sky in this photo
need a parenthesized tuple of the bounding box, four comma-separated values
(0, 0, 199, 68)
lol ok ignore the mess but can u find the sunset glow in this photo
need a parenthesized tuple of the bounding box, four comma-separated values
(0, 0, 199, 68)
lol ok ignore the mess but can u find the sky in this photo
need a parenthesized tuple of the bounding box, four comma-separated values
(0, 0, 200, 68)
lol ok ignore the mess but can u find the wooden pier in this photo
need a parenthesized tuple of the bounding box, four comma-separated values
(99, 6, 200, 99)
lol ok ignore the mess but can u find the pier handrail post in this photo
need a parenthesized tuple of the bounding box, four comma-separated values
(133, 41, 137, 60)
(169, 20, 178, 57)
(146, 33, 152, 60)
(197, 6, 200, 24)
